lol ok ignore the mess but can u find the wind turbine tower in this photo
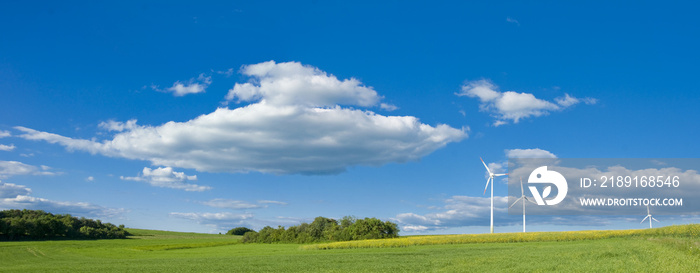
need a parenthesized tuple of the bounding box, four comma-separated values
(509, 177, 535, 232)
(480, 157, 507, 234)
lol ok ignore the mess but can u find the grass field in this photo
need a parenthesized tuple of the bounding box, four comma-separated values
(1, 226, 699, 272)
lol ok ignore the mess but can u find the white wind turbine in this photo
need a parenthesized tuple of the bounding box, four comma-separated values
(480, 157, 508, 234)
(509, 177, 536, 232)
(641, 205, 659, 229)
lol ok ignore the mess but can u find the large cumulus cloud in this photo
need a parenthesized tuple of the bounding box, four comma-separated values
(16, 61, 467, 175)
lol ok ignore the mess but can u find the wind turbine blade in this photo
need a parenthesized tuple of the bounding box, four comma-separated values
(480, 157, 491, 174)
(647, 205, 650, 215)
(494, 173, 508, 177)
(509, 197, 524, 208)
(640, 215, 650, 223)
(524, 197, 537, 204)
(520, 177, 524, 196)
(483, 177, 491, 195)
(652, 217, 660, 223)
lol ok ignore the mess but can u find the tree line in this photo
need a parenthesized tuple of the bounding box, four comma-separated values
(0, 209, 130, 240)
(234, 216, 399, 243)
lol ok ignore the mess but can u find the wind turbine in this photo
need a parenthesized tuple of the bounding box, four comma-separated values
(640, 205, 659, 229)
(480, 157, 507, 233)
(509, 177, 536, 232)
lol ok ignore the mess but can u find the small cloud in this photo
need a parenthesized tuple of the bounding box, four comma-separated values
(555, 94, 580, 107)
(202, 199, 263, 209)
(0, 180, 32, 198)
(493, 120, 508, 127)
(0, 161, 58, 178)
(506, 148, 557, 159)
(0, 144, 15, 152)
(582, 97, 598, 105)
(506, 17, 520, 26)
(153, 73, 212, 97)
(169, 212, 253, 231)
(121, 167, 211, 192)
(380, 103, 398, 111)
(650, 160, 667, 166)
(257, 200, 288, 206)
(86, 176, 95, 182)
(99, 119, 138, 132)
(215, 68, 235, 77)
(201, 199, 288, 209)
(487, 162, 507, 175)
(0, 180, 124, 218)
(394, 195, 510, 232)
(0, 131, 10, 138)
(554, 94, 598, 107)
(458, 79, 596, 126)
(402, 225, 430, 232)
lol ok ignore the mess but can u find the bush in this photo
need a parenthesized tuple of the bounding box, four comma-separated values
(239, 216, 399, 244)
(226, 227, 254, 236)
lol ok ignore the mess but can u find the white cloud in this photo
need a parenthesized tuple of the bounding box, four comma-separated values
(17, 61, 467, 175)
(14, 127, 112, 155)
(99, 119, 138, 132)
(0, 181, 32, 198)
(393, 196, 601, 232)
(458, 79, 596, 126)
(506, 148, 557, 159)
(380, 103, 398, 111)
(0, 130, 10, 138)
(201, 199, 288, 209)
(155, 73, 212, 96)
(487, 162, 507, 175)
(582, 97, 599, 105)
(506, 17, 520, 26)
(215, 68, 234, 77)
(169, 212, 253, 230)
(121, 167, 211, 192)
(402, 225, 429, 232)
(394, 195, 511, 231)
(0, 180, 124, 218)
(257, 200, 288, 206)
(202, 199, 262, 209)
(554, 93, 579, 107)
(0, 161, 57, 178)
(0, 144, 15, 151)
(226, 61, 381, 107)
(86, 176, 95, 182)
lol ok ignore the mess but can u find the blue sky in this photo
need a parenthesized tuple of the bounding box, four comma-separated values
(1, 1, 699, 234)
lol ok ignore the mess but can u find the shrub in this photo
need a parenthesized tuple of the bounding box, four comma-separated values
(239, 216, 399, 244)
(226, 227, 254, 236)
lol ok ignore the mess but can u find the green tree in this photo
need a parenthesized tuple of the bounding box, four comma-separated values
(308, 217, 337, 240)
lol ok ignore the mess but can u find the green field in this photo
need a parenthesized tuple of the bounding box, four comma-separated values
(2, 226, 699, 272)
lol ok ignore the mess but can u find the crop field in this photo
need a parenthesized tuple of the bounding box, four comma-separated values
(1, 225, 699, 272)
